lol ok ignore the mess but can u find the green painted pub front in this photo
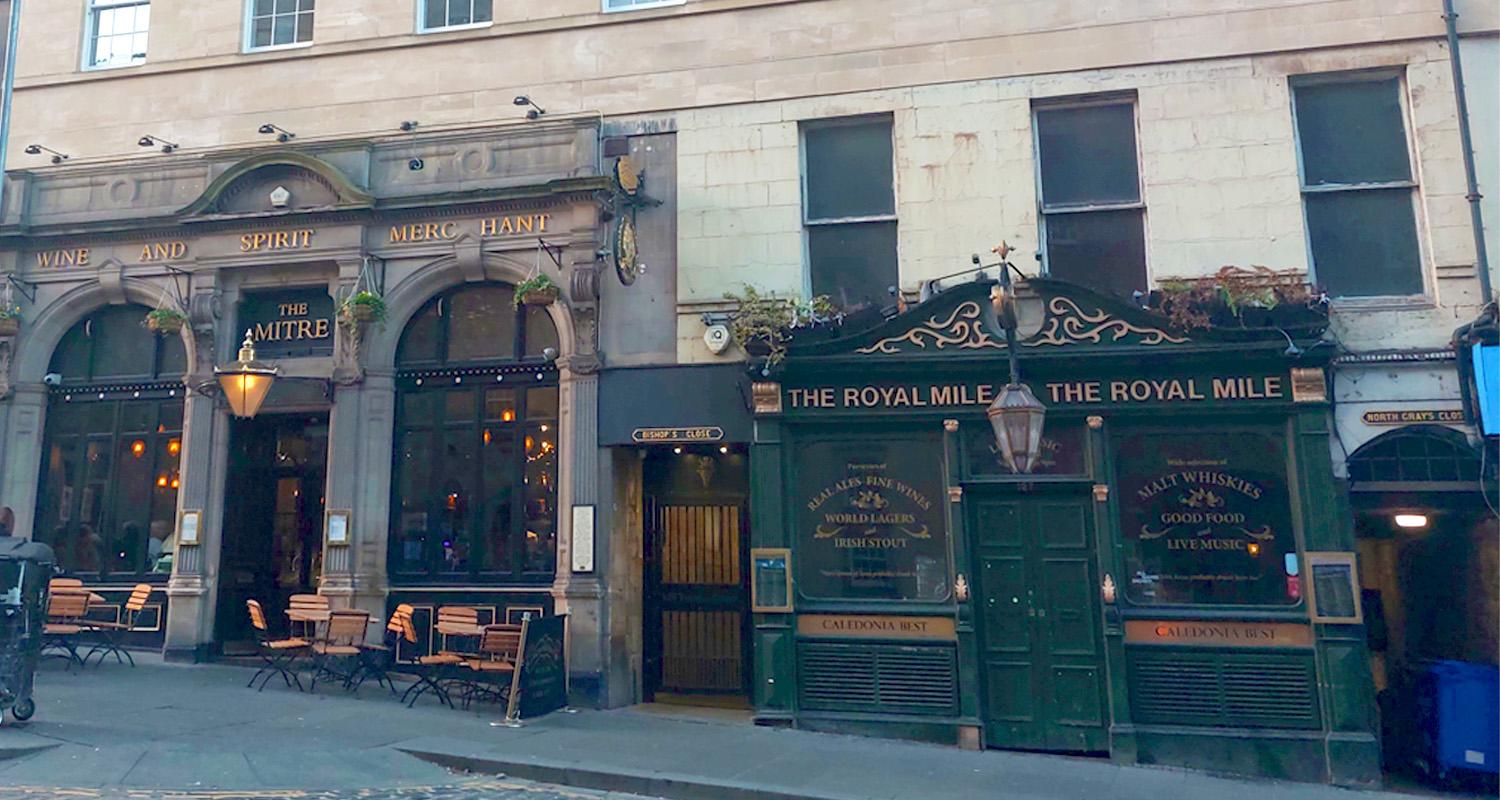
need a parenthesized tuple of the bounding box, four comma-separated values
(747, 279, 1380, 786)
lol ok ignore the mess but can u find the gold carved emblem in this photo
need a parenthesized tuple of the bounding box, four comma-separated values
(1027, 297, 1188, 347)
(1290, 367, 1327, 403)
(856, 301, 1004, 355)
(751, 381, 782, 415)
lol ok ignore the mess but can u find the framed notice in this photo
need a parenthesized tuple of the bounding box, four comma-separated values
(751, 548, 793, 613)
(325, 510, 351, 545)
(571, 505, 595, 573)
(177, 510, 201, 546)
(1306, 552, 1362, 624)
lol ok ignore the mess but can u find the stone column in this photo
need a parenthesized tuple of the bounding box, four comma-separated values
(553, 353, 605, 704)
(163, 386, 229, 661)
(0, 384, 47, 539)
(319, 370, 395, 619)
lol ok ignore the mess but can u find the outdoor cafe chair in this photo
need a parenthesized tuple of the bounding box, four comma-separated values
(42, 590, 92, 670)
(434, 606, 483, 654)
(286, 593, 331, 639)
(81, 583, 152, 668)
(349, 603, 412, 697)
(246, 599, 308, 692)
(457, 623, 522, 709)
(309, 609, 370, 691)
(397, 612, 464, 709)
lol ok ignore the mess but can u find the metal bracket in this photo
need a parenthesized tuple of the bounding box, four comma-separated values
(5, 274, 36, 304)
(161, 265, 193, 310)
(536, 238, 565, 271)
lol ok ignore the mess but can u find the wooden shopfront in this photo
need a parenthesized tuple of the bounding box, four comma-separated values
(748, 278, 1380, 786)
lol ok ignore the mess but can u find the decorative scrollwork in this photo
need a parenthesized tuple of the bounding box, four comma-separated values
(1026, 296, 1188, 347)
(856, 301, 1004, 355)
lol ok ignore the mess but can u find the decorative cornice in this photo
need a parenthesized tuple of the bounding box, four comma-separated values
(855, 301, 1004, 355)
(1026, 295, 1188, 348)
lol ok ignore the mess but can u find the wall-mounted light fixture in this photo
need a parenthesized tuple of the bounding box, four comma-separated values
(257, 123, 295, 143)
(23, 144, 68, 164)
(399, 120, 419, 132)
(1394, 513, 1429, 529)
(137, 135, 179, 153)
(513, 95, 546, 120)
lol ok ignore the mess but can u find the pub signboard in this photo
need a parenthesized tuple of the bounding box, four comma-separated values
(239, 289, 336, 358)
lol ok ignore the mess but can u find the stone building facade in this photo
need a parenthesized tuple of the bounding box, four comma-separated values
(0, 0, 1495, 786)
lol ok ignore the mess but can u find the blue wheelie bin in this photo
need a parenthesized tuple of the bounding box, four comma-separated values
(1415, 659, 1500, 780)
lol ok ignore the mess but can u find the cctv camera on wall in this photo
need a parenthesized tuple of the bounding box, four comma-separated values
(43, 373, 62, 387)
(704, 324, 731, 355)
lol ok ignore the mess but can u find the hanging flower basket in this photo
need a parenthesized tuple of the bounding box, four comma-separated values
(0, 316, 18, 337)
(340, 291, 386, 325)
(144, 308, 187, 335)
(514, 274, 560, 308)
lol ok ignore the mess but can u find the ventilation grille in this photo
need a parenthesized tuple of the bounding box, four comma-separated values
(799, 642, 958, 716)
(1129, 649, 1320, 730)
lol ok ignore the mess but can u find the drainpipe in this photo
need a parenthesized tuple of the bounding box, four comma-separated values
(0, 1, 19, 185)
(1443, 0, 1494, 305)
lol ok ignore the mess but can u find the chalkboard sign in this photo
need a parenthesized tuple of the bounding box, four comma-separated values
(1307, 552, 1362, 623)
(506, 614, 568, 720)
(752, 548, 792, 612)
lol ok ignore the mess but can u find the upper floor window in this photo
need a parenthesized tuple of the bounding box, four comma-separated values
(1292, 75, 1423, 298)
(801, 116, 897, 310)
(247, 0, 314, 50)
(421, 0, 491, 31)
(86, 0, 149, 69)
(603, 0, 685, 11)
(1035, 98, 1147, 299)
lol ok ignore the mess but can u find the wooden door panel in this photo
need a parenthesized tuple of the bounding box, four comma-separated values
(1041, 557, 1098, 657)
(979, 555, 1031, 653)
(985, 659, 1038, 723)
(1050, 664, 1105, 727)
(975, 501, 1022, 547)
(1037, 502, 1088, 549)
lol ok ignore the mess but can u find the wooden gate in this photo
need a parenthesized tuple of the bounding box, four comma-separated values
(645, 503, 748, 695)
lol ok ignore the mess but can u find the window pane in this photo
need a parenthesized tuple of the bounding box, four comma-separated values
(523, 305, 560, 358)
(108, 436, 152, 574)
(396, 301, 441, 366)
(524, 417, 557, 573)
(443, 388, 475, 422)
(484, 388, 517, 422)
(148, 436, 179, 573)
(808, 221, 898, 310)
(394, 430, 432, 573)
(1305, 188, 1423, 297)
(481, 429, 516, 574)
(424, 0, 446, 29)
(446, 285, 516, 362)
(437, 428, 475, 572)
(90, 306, 157, 381)
(252, 17, 273, 47)
(473, 0, 492, 23)
(296, 11, 314, 42)
(1295, 78, 1411, 186)
(254, 0, 273, 14)
(273, 12, 295, 44)
(451, 0, 471, 25)
(1037, 103, 1141, 207)
(1044, 208, 1147, 299)
(803, 120, 894, 220)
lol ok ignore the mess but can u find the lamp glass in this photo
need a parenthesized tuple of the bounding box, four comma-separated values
(987, 383, 1047, 474)
(218, 370, 274, 418)
(1393, 513, 1428, 529)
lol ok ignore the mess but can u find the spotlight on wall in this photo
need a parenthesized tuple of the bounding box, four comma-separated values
(513, 95, 547, 120)
(399, 120, 419, 132)
(1394, 513, 1429, 530)
(257, 123, 295, 143)
(23, 144, 69, 164)
(137, 134, 179, 153)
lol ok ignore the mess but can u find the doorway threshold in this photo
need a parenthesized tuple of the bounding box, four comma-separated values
(632, 695, 754, 725)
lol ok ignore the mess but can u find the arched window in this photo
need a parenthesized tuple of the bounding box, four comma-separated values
(1347, 425, 1481, 488)
(36, 305, 186, 578)
(390, 284, 561, 581)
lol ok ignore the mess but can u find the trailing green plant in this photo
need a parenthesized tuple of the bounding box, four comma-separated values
(144, 307, 187, 333)
(1154, 266, 1322, 331)
(0, 302, 21, 321)
(513, 273, 559, 307)
(341, 290, 387, 323)
(723, 285, 838, 374)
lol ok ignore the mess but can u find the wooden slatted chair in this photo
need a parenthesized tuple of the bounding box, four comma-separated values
(398, 613, 464, 709)
(457, 624, 522, 709)
(246, 599, 308, 692)
(82, 583, 152, 667)
(48, 577, 84, 591)
(43, 590, 91, 670)
(350, 604, 413, 696)
(309, 609, 370, 691)
(286, 593, 331, 639)
(434, 606, 483, 654)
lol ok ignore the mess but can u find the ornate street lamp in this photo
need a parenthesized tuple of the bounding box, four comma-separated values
(984, 242, 1047, 474)
(215, 330, 279, 418)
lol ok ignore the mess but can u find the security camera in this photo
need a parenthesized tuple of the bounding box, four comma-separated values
(704, 324, 731, 355)
(542, 346, 559, 362)
(407, 158, 424, 171)
(42, 373, 62, 387)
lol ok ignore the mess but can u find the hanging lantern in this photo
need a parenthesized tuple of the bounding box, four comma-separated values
(986, 382, 1047, 474)
(215, 330, 279, 419)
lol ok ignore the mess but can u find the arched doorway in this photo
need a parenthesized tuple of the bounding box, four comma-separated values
(35, 305, 187, 580)
(1349, 425, 1498, 784)
(389, 282, 562, 583)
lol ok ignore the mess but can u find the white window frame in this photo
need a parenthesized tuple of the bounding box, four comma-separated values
(1031, 94, 1150, 287)
(417, 0, 494, 34)
(243, 0, 316, 54)
(603, 0, 686, 13)
(1289, 70, 1431, 306)
(82, 0, 150, 71)
(798, 114, 900, 302)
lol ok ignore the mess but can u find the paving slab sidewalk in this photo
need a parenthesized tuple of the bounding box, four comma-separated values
(0, 654, 1426, 800)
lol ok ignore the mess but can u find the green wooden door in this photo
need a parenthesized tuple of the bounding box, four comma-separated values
(972, 491, 1108, 752)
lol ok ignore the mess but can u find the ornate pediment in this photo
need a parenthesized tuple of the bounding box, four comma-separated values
(178, 152, 374, 218)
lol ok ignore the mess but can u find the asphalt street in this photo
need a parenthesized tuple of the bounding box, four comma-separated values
(0, 777, 655, 800)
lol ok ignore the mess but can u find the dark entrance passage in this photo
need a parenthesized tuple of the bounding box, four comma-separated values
(970, 488, 1108, 753)
(643, 447, 750, 704)
(215, 413, 329, 650)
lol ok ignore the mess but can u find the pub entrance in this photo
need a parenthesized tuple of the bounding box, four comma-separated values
(969, 486, 1108, 753)
(642, 446, 751, 705)
(215, 413, 329, 650)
